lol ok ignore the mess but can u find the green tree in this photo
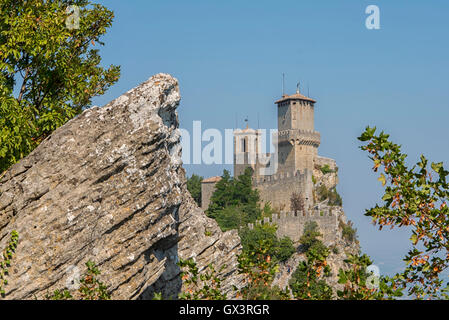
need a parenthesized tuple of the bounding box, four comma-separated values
(214, 206, 246, 231)
(186, 174, 203, 207)
(237, 239, 291, 300)
(239, 224, 295, 263)
(290, 261, 333, 300)
(359, 126, 449, 299)
(207, 168, 262, 230)
(0, 0, 120, 173)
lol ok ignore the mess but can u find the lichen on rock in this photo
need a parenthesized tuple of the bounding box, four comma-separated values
(0, 73, 243, 300)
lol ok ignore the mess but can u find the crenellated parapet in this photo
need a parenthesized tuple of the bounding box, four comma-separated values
(253, 169, 308, 186)
(278, 129, 321, 147)
(248, 207, 341, 245)
(252, 169, 313, 211)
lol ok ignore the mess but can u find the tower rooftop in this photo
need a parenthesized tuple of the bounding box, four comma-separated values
(275, 92, 316, 104)
(202, 176, 222, 183)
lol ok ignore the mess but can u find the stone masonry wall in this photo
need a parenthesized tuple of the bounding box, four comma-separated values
(201, 181, 217, 210)
(253, 169, 313, 211)
(248, 208, 341, 245)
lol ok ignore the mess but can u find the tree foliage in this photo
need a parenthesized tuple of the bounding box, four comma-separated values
(178, 258, 227, 300)
(0, 0, 120, 173)
(337, 253, 403, 300)
(0, 230, 18, 298)
(206, 168, 262, 231)
(290, 221, 333, 299)
(359, 126, 449, 299)
(237, 239, 291, 300)
(186, 174, 203, 207)
(339, 219, 358, 243)
(316, 185, 342, 206)
(240, 224, 295, 264)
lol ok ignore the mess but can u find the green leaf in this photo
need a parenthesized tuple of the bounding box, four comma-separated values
(378, 174, 386, 187)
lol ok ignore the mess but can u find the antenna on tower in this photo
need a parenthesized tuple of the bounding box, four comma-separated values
(282, 73, 285, 96)
(244, 116, 249, 129)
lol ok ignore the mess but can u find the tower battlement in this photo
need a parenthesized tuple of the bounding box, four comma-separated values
(278, 129, 321, 147)
(247, 207, 341, 245)
(202, 85, 338, 215)
(253, 169, 313, 211)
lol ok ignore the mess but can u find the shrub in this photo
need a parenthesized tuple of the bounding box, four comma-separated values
(340, 220, 357, 243)
(178, 259, 227, 300)
(316, 185, 342, 206)
(46, 261, 110, 300)
(299, 221, 321, 251)
(290, 222, 332, 299)
(0, 231, 19, 298)
(320, 164, 333, 175)
(290, 192, 305, 213)
(239, 224, 295, 263)
(237, 239, 291, 300)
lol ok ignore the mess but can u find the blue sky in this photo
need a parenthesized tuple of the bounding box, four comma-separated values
(92, 0, 449, 277)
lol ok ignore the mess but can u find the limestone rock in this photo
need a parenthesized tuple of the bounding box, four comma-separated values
(0, 73, 243, 300)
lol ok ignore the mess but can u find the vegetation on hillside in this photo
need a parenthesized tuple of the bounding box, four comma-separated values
(316, 185, 343, 206)
(339, 219, 358, 243)
(206, 168, 266, 231)
(45, 261, 110, 300)
(0, 231, 19, 298)
(320, 164, 334, 175)
(236, 238, 291, 300)
(289, 222, 333, 299)
(240, 224, 295, 264)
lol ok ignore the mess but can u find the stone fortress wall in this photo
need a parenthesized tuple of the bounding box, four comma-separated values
(253, 168, 313, 212)
(201, 87, 347, 247)
(248, 206, 344, 245)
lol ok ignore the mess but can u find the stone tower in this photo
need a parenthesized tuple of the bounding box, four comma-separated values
(233, 127, 263, 178)
(275, 86, 321, 174)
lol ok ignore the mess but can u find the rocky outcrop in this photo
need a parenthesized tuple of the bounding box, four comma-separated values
(0, 74, 243, 300)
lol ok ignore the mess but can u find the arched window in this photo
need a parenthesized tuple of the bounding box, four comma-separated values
(242, 138, 247, 153)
